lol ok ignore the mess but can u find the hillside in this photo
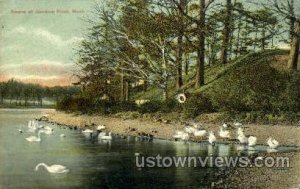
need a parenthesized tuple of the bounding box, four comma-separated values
(133, 49, 291, 101)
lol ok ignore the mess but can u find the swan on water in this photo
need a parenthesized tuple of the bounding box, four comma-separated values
(194, 130, 207, 137)
(39, 129, 53, 135)
(35, 163, 69, 174)
(267, 137, 279, 149)
(248, 136, 257, 147)
(82, 129, 93, 134)
(26, 131, 42, 142)
(208, 132, 216, 145)
(18, 127, 23, 133)
(60, 134, 66, 138)
(98, 132, 112, 140)
(219, 128, 230, 138)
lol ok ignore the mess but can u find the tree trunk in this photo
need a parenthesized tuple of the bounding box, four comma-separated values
(120, 71, 124, 102)
(220, 0, 232, 64)
(176, 32, 184, 90)
(176, 0, 185, 91)
(125, 81, 129, 101)
(185, 54, 189, 75)
(288, 21, 300, 70)
(195, 0, 206, 88)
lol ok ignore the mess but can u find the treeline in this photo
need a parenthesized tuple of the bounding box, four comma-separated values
(74, 0, 299, 102)
(0, 79, 80, 107)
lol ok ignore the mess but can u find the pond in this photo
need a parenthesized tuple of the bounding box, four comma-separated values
(0, 109, 299, 188)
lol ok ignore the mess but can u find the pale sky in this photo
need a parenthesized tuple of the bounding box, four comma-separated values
(0, 0, 96, 86)
(0, 0, 299, 86)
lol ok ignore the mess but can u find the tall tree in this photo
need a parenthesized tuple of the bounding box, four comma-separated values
(220, 0, 232, 64)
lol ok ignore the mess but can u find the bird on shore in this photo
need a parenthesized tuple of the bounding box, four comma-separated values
(219, 128, 230, 138)
(26, 131, 42, 142)
(267, 137, 279, 149)
(184, 126, 196, 134)
(248, 136, 257, 147)
(208, 132, 216, 145)
(97, 125, 106, 131)
(194, 130, 207, 137)
(35, 163, 69, 174)
(237, 133, 248, 144)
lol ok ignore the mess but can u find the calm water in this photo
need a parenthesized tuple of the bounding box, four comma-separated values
(0, 109, 298, 189)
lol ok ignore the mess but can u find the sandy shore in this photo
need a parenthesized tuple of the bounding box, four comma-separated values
(44, 111, 300, 147)
(43, 111, 300, 188)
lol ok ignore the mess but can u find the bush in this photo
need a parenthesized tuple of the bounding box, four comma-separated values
(183, 93, 214, 118)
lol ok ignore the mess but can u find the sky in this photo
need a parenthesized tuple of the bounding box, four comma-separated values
(0, 0, 299, 87)
(0, 0, 96, 86)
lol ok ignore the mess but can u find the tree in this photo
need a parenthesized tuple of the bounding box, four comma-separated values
(220, 0, 233, 64)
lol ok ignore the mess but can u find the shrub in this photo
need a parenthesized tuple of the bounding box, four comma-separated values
(183, 93, 214, 118)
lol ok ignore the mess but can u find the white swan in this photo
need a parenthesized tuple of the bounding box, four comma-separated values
(96, 125, 106, 131)
(194, 130, 207, 137)
(60, 134, 66, 138)
(99, 132, 112, 140)
(267, 137, 279, 149)
(208, 132, 216, 144)
(26, 131, 42, 142)
(237, 127, 244, 136)
(237, 133, 248, 144)
(39, 129, 53, 135)
(35, 163, 69, 174)
(219, 128, 230, 138)
(234, 122, 242, 127)
(184, 126, 196, 134)
(82, 129, 93, 133)
(248, 136, 257, 147)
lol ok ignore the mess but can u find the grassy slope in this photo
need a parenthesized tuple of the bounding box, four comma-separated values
(133, 49, 290, 101)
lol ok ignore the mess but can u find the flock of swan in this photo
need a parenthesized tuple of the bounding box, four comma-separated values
(20, 120, 113, 174)
(173, 122, 280, 152)
(19, 120, 70, 174)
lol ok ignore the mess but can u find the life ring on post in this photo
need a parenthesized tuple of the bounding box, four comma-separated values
(177, 93, 187, 104)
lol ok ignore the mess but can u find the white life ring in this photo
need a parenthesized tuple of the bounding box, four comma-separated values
(177, 93, 186, 104)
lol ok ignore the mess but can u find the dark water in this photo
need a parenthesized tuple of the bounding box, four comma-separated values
(0, 109, 298, 189)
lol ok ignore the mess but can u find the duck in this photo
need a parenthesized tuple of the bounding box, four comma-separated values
(267, 137, 279, 149)
(194, 130, 207, 137)
(219, 128, 230, 138)
(99, 132, 112, 140)
(35, 163, 69, 174)
(248, 136, 257, 147)
(18, 127, 23, 133)
(208, 132, 216, 145)
(26, 131, 42, 142)
(237, 133, 248, 144)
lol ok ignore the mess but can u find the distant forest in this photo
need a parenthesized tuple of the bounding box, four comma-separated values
(0, 79, 80, 107)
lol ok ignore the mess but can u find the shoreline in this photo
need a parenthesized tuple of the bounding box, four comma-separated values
(44, 111, 300, 147)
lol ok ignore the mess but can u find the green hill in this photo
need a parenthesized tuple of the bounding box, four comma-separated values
(133, 49, 300, 114)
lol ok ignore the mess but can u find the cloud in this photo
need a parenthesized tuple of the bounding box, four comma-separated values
(8, 26, 83, 48)
(1, 60, 76, 77)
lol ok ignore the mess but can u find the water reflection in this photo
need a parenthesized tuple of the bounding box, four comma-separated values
(1, 109, 300, 188)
